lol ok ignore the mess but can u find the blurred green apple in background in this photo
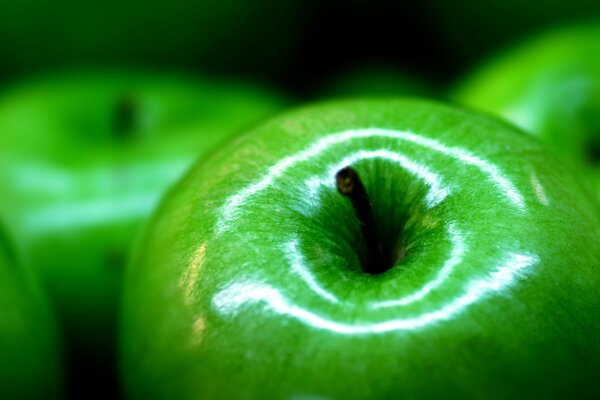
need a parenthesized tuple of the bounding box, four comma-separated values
(0, 0, 307, 80)
(0, 223, 62, 399)
(315, 64, 433, 100)
(0, 69, 285, 395)
(452, 22, 600, 194)
(122, 99, 600, 399)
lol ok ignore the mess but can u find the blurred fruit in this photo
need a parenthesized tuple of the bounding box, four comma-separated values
(452, 22, 600, 194)
(0, 69, 285, 394)
(0, 223, 62, 399)
(122, 99, 600, 399)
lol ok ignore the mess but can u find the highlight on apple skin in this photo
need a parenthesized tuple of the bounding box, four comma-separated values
(121, 99, 600, 399)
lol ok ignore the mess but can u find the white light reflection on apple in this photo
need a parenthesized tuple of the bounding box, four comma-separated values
(217, 128, 526, 234)
(286, 239, 339, 304)
(9, 161, 188, 195)
(304, 149, 449, 212)
(212, 252, 538, 334)
(23, 193, 160, 234)
(370, 222, 465, 309)
(210, 127, 536, 333)
(283, 222, 465, 308)
(8, 160, 189, 234)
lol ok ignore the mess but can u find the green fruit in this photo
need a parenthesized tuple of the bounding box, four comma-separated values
(0, 0, 305, 78)
(452, 22, 600, 194)
(0, 224, 62, 399)
(122, 99, 600, 399)
(317, 65, 432, 99)
(0, 69, 285, 391)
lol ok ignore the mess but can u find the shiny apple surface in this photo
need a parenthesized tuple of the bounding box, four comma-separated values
(122, 99, 600, 399)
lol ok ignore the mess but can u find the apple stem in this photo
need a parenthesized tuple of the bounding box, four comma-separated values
(336, 166, 388, 274)
(113, 94, 137, 138)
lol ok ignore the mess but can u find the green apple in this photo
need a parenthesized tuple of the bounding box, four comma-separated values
(452, 22, 600, 194)
(316, 65, 432, 100)
(0, 69, 285, 393)
(0, 223, 62, 399)
(0, 0, 306, 78)
(121, 99, 600, 399)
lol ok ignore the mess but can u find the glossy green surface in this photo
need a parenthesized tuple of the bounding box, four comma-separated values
(122, 99, 600, 399)
(453, 22, 600, 194)
(0, 225, 62, 399)
(0, 70, 284, 371)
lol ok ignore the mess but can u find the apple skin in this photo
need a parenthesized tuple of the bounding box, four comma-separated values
(452, 22, 600, 193)
(0, 223, 62, 399)
(122, 99, 600, 399)
(0, 69, 285, 392)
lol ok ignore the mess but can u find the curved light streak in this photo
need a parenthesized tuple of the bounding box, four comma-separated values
(303, 149, 449, 212)
(285, 239, 339, 304)
(23, 192, 161, 234)
(212, 252, 538, 335)
(217, 128, 525, 233)
(283, 222, 465, 308)
(370, 221, 466, 309)
(10, 159, 190, 234)
(7, 160, 188, 194)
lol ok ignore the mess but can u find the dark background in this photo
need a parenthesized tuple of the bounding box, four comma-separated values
(1, 1, 599, 97)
